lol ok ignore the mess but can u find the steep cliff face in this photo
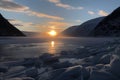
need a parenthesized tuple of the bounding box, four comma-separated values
(62, 17, 104, 37)
(93, 7, 120, 37)
(0, 13, 25, 36)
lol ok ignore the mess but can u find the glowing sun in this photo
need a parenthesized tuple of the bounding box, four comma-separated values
(48, 30, 57, 36)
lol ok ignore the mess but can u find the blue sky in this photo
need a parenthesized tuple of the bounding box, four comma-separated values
(0, 0, 120, 32)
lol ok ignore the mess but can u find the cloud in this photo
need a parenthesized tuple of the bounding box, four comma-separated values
(87, 10, 109, 16)
(76, 20, 81, 23)
(26, 10, 64, 20)
(48, 21, 69, 27)
(0, 0, 29, 12)
(88, 11, 95, 15)
(9, 19, 33, 27)
(98, 10, 108, 16)
(48, 0, 60, 3)
(56, 3, 83, 10)
(9, 19, 70, 32)
(9, 19, 39, 32)
(37, 21, 70, 32)
(48, 0, 83, 10)
(0, 0, 64, 20)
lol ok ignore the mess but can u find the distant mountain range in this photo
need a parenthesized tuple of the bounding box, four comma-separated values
(62, 7, 120, 37)
(0, 13, 25, 36)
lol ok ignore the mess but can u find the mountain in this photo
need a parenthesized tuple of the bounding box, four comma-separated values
(0, 13, 25, 36)
(92, 7, 120, 37)
(62, 17, 104, 37)
(62, 7, 120, 37)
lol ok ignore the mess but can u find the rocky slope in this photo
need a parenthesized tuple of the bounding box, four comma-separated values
(91, 7, 120, 37)
(62, 17, 104, 37)
(62, 7, 120, 37)
(0, 13, 25, 36)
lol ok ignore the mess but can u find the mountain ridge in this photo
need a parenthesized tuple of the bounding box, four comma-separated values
(62, 17, 104, 37)
(92, 7, 120, 37)
(0, 13, 25, 36)
(62, 7, 120, 37)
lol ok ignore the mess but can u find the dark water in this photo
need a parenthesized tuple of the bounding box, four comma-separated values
(0, 37, 118, 61)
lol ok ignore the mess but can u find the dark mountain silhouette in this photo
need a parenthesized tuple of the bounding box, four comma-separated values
(92, 7, 120, 37)
(0, 13, 25, 36)
(62, 17, 104, 37)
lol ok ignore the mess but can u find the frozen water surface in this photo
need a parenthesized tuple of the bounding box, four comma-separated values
(0, 37, 120, 80)
(0, 37, 118, 60)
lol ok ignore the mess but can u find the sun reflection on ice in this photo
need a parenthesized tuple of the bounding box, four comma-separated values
(48, 41, 63, 54)
(49, 41, 56, 54)
(51, 41, 55, 47)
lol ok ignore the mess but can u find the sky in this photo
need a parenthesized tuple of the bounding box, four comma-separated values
(0, 0, 120, 32)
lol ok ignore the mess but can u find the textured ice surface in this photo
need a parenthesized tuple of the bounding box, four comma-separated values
(0, 39, 120, 80)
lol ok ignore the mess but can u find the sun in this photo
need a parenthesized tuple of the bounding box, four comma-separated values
(48, 30, 57, 36)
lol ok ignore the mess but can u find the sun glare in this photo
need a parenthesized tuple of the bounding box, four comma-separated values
(51, 41, 55, 47)
(48, 30, 57, 36)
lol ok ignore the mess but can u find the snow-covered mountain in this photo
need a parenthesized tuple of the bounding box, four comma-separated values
(62, 17, 104, 37)
(62, 7, 120, 37)
(92, 7, 120, 37)
(0, 13, 25, 36)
